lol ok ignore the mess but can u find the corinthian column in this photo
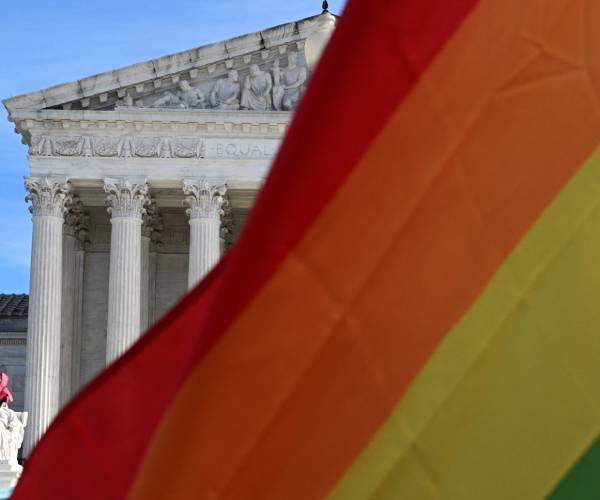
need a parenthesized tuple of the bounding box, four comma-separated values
(23, 176, 72, 456)
(104, 178, 149, 363)
(183, 179, 227, 289)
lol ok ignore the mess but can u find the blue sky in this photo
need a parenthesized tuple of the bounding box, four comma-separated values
(0, 0, 346, 293)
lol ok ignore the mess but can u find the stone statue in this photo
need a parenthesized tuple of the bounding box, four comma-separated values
(240, 64, 273, 111)
(0, 404, 25, 467)
(122, 92, 134, 107)
(209, 70, 241, 110)
(274, 52, 307, 111)
(150, 80, 206, 109)
(115, 92, 134, 108)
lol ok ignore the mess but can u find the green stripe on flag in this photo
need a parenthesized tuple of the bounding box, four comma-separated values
(547, 435, 600, 499)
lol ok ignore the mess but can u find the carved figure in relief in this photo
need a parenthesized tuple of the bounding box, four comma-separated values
(275, 52, 307, 111)
(150, 80, 206, 109)
(209, 70, 241, 110)
(271, 59, 285, 111)
(0, 372, 25, 467)
(240, 64, 273, 111)
(123, 92, 134, 107)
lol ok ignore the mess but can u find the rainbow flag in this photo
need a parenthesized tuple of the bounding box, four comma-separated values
(13, 0, 600, 498)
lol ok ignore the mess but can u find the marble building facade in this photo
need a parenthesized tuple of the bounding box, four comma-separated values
(2, 12, 336, 455)
(0, 295, 27, 412)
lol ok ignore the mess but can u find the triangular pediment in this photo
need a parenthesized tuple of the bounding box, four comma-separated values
(3, 13, 329, 115)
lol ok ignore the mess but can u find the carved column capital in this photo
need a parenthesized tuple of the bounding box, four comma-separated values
(76, 214, 91, 250)
(183, 178, 227, 220)
(63, 197, 90, 249)
(24, 176, 72, 218)
(63, 196, 81, 236)
(142, 200, 163, 243)
(220, 203, 234, 252)
(104, 178, 149, 220)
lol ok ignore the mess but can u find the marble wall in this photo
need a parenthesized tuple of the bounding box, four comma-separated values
(80, 252, 109, 386)
(154, 254, 189, 321)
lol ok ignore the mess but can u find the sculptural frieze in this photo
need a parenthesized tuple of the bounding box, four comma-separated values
(53, 138, 83, 156)
(272, 52, 307, 111)
(133, 137, 162, 157)
(271, 59, 284, 111)
(172, 138, 205, 158)
(110, 51, 308, 112)
(241, 64, 273, 111)
(209, 70, 241, 110)
(29, 135, 206, 159)
(149, 80, 206, 109)
(94, 137, 121, 157)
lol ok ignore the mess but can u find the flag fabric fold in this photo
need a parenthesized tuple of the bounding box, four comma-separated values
(13, 0, 600, 498)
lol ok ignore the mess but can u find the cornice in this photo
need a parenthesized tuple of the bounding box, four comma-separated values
(11, 108, 291, 124)
(11, 109, 290, 147)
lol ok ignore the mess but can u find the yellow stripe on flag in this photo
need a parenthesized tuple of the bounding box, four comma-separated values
(330, 145, 600, 500)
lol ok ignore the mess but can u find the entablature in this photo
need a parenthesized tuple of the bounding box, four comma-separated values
(13, 108, 289, 163)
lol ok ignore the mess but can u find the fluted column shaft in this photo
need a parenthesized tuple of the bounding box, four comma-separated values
(70, 246, 85, 395)
(105, 178, 148, 363)
(59, 229, 76, 407)
(140, 202, 160, 332)
(140, 234, 151, 333)
(23, 176, 71, 456)
(184, 179, 227, 289)
(107, 218, 141, 361)
(188, 217, 221, 287)
(148, 250, 157, 326)
(62, 197, 87, 401)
